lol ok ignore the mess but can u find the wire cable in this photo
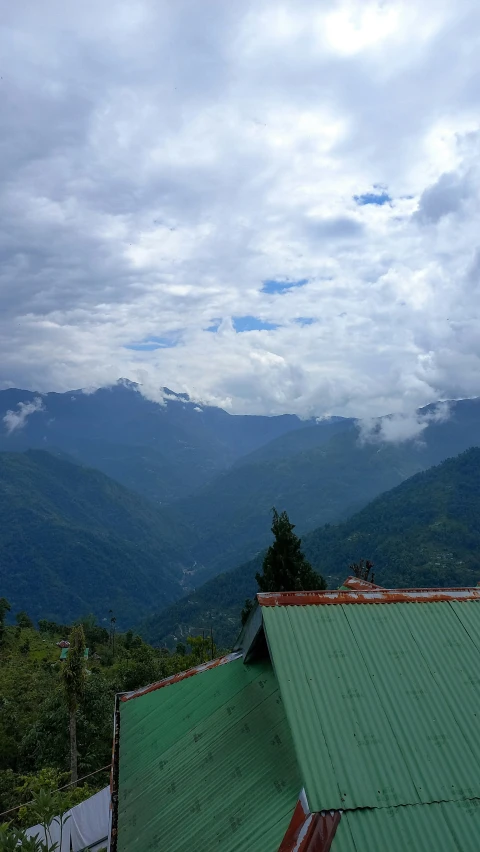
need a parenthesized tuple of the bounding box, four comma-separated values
(0, 764, 111, 820)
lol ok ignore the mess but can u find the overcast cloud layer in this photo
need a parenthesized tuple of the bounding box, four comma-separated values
(1, 0, 480, 416)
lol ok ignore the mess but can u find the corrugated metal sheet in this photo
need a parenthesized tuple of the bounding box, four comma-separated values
(120, 652, 241, 701)
(332, 800, 480, 851)
(339, 576, 383, 591)
(262, 600, 480, 812)
(117, 657, 302, 852)
(259, 587, 480, 605)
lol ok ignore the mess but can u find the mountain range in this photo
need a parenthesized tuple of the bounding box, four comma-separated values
(1, 380, 480, 631)
(140, 447, 480, 648)
(0, 380, 318, 504)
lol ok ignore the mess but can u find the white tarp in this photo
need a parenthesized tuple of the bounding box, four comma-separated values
(25, 786, 109, 851)
(25, 819, 71, 851)
(69, 787, 109, 851)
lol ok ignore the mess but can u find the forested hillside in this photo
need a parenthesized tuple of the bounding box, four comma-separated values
(160, 398, 480, 585)
(141, 448, 480, 648)
(2, 385, 480, 635)
(0, 450, 193, 625)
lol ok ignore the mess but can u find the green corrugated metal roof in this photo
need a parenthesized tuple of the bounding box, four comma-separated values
(117, 657, 302, 852)
(332, 800, 480, 851)
(59, 647, 89, 660)
(263, 600, 480, 812)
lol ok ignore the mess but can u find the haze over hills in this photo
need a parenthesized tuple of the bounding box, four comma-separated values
(159, 397, 480, 585)
(140, 447, 480, 649)
(2, 381, 480, 633)
(0, 380, 321, 504)
(0, 450, 193, 625)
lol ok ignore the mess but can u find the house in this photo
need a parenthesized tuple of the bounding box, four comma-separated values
(110, 577, 480, 851)
(59, 646, 89, 661)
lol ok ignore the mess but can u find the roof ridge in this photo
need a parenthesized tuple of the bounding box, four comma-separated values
(258, 588, 480, 606)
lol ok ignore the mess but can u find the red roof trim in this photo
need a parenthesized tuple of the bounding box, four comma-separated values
(278, 812, 341, 852)
(301, 812, 341, 852)
(119, 652, 241, 702)
(258, 588, 480, 607)
(278, 798, 310, 851)
(341, 575, 383, 591)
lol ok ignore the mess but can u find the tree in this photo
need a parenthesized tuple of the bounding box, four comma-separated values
(79, 614, 108, 653)
(61, 625, 86, 786)
(255, 508, 326, 594)
(0, 598, 11, 645)
(187, 634, 216, 664)
(16, 612, 33, 630)
(349, 559, 375, 583)
(117, 643, 159, 692)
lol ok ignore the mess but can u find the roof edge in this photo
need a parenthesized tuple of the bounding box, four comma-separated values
(341, 575, 383, 591)
(233, 600, 263, 661)
(258, 588, 480, 607)
(119, 652, 242, 702)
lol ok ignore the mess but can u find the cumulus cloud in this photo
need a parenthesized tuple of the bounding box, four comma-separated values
(414, 171, 471, 223)
(1, 1, 480, 418)
(3, 397, 44, 434)
(358, 401, 451, 444)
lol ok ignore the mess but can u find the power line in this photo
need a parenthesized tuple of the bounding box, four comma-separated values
(0, 764, 111, 820)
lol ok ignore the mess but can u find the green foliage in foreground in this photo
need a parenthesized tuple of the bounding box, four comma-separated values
(140, 448, 480, 648)
(0, 613, 212, 828)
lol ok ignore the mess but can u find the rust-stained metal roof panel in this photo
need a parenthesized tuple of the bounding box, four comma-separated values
(263, 599, 480, 812)
(332, 800, 480, 851)
(117, 656, 303, 852)
(339, 576, 383, 591)
(259, 586, 480, 606)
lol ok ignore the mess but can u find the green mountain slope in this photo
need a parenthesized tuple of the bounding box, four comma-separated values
(0, 450, 192, 625)
(141, 447, 480, 648)
(160, 398, 480, 586)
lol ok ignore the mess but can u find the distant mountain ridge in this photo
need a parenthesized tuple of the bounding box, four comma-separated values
(140, 447, 480, 648)
(2, 381, 480, 633)
(0, 380, 324, 504)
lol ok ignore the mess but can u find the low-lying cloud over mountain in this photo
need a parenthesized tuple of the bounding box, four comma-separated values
(2, 1, 480, 417)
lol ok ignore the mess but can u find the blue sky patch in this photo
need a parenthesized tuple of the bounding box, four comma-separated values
(233, 315, 280, 332)
(206, 319, 221, 332)
(262, 278, 308, 294)
(125, 335, 178, 351)
(295, 317, 315, 326)
(354, 191, 391, 206)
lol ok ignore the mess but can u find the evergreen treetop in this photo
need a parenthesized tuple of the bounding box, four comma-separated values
(255, 508, 326, 593)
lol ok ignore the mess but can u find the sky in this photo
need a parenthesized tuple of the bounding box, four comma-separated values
(1, 0, 480, 417)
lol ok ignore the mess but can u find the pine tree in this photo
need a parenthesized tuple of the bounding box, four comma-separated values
(61, 624, 86, 786)
(255, 508, 326, 593)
